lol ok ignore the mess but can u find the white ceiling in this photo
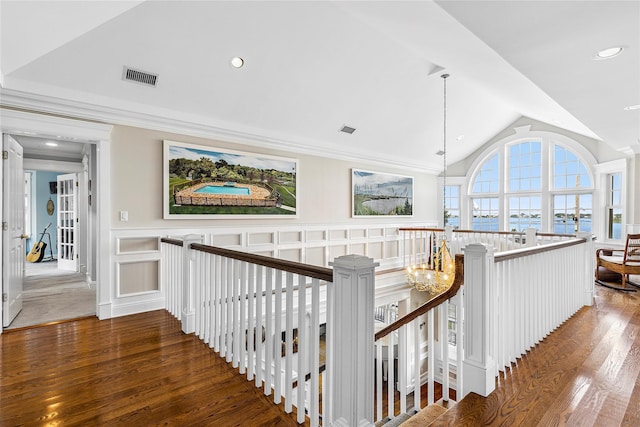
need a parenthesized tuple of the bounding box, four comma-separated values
(1, 1, 638, 171)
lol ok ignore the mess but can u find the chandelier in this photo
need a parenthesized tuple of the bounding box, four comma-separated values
(406, 73, 455, 293)
(406, 237, 455, 293)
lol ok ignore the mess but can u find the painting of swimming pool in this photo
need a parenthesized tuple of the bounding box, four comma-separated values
(164, 140, 298, 219)
(195, 185, 251, 196)
(352, 169, 413, 217)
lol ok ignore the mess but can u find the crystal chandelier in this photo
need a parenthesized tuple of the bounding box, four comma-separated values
(406, 237, 455, 293)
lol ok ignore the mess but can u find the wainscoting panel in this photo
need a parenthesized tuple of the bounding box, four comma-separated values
(108, 221, 435, 319)
(117, 237, 159, 254)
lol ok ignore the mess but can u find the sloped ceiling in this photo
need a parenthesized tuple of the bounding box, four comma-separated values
(1, 1, 638, 172)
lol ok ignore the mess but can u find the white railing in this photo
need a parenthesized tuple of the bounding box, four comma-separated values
(400, 227, 578, 262)
(492, 236, 594, 373)
(373, 255, 464, 423)
(161, 237, 183, 319)
(161, 237, 379, 426)
(461, 233, 594, 396)
(161, 229, 594, 425)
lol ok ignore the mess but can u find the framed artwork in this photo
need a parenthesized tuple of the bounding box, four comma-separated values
(352, 169, 413, 217)
(163, 140, 298, 219)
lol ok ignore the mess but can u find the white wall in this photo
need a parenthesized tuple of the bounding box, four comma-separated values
(110, 125, 439, 228)
(107, 124, 440, 313)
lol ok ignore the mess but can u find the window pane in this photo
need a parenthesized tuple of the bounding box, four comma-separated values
(444, 185, 460, 229)
(508, 196, 541, 231)
(553, 145, 591, 189)
(610, 173, 621, 206)
(472, 153, 499, 194)
(509, 141, 541, 192)
(608, 208, 623, 240)
(471, 197, 499, 231)
(553, 194, 592, 234)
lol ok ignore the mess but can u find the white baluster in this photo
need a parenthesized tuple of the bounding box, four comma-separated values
(239, 261, 247, 375)
(441, 301, 450, 402)
(255, 265, 264, 387)
(284, 272, 294, 413)
(413, 319, 420, 412)
(427, 308, 434, 405)
(232, 259, 241, 369)
(398, 325, 407, 415)
(247, 263, 255, 381)
(273, 270, 283, 403)
(264, 268, 274, 396)
(296, 274, 307, 423)
(309, 277, 320, 427)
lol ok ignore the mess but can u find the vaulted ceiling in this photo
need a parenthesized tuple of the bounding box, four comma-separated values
(1, 1, 638, 172)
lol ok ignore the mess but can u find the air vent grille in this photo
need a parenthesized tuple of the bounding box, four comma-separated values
(340, 125, 356, 134)
(123, 66, 158, 87)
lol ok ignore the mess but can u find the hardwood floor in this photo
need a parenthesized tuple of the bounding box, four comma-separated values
(440, 284, 640, 426)
(0, 311, 302, 426)
(2, 284, 639, 426)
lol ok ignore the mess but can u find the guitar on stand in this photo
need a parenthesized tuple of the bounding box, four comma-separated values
(26, 222, 54, 263)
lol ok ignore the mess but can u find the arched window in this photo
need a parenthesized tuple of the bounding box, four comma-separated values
(469, 133, 593, 233)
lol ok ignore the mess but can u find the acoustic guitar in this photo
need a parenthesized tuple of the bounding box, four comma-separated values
(26, 222, 52, 263)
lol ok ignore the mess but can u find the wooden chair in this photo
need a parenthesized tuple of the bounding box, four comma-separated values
(595, 233, 640, 289)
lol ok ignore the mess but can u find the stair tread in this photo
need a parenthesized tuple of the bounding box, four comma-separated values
(399, 404, 448, 427)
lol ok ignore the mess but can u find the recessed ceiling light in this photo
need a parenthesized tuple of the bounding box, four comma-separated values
(594, 46, 623, 60)
(45, 142, 58, 147)
(456, 135, 465, 142)
(230, 57, 244, 68)
(624, 104, 640, 111)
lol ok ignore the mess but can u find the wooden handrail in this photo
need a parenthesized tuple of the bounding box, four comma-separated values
(161, 237, 184, 247)
(494, 237, 585, 262)
(374, 254, 464, 342)
(398, 227, 578, 239)
(190, 243, 334, 282)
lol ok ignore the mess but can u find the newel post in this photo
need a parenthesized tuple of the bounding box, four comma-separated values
(461, 243, 496, 398)
(327, 254, 379, 427)
(577, 232, 595, 306)
(181, 234, 203, 334)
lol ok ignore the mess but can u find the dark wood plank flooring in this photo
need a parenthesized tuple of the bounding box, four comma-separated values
(0, 311, 302, 426)
(2, 284, 639, 426)
(439, 284, 640, 426)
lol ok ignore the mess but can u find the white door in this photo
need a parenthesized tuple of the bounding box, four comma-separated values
(2, 135, 25, 327)
(57, 173, 77, 271)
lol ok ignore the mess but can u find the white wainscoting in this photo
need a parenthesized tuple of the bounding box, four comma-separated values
(105, 222, 430, 319)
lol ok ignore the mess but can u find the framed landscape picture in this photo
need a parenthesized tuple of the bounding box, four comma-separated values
(352, 169, 413, 217)
(164, 140, 298, 219)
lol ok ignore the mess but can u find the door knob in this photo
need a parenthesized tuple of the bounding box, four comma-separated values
(20, 234, 29, 239)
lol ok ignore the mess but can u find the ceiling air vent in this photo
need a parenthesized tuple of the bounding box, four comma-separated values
(340, 125, 356, 134)
(123, 66, 158, 87)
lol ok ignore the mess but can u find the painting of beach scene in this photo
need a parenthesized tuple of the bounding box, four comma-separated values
(164, 140, 297, 218)
(352, 169, 413, 216)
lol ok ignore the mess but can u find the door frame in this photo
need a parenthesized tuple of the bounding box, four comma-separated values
(24, 158, 87, 275)
(0, 109, 112, 333)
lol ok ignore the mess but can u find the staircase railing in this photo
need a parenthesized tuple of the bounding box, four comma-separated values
(373, 254, 464, 423)
(162, 236, 332, 425)
(161, 226, 594, 426)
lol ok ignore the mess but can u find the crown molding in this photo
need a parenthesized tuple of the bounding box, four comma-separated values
(0, 89, 440, 175)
